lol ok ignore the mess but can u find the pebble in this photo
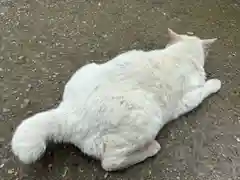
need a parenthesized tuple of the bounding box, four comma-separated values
(2, 108, 10, 113)
(20, 99, 30, 109)
(7, 169, 14, 174)
(62, 167, 68, 177)
(26, 84, 32, 92)
(48, 164, 53, 168)
(187, 31, 194, 35)
(18, 56, 25, 60)
(104, 173, 109, 179)
(234, 136, 240, 142)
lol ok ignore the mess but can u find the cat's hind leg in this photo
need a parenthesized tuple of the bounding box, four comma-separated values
(101, 140, 160, 171)
(100, 100, 162, 171)
(174, 79, 221, 119)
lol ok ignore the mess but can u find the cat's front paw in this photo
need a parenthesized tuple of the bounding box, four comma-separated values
(205, 79, 221, 94)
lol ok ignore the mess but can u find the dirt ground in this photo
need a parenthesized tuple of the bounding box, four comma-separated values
(0, 0, 239, 179)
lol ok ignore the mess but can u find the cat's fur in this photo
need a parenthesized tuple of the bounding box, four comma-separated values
(11, 29, 221, 171)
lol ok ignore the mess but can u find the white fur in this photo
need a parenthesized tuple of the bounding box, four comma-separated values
(11, 29, 221, 171)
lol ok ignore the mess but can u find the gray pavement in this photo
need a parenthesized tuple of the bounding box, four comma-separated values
(0, 0, 240, 179)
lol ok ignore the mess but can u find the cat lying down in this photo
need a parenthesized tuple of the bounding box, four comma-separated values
(11, 29, 221, 171)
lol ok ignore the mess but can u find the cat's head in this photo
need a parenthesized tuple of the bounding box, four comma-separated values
(166, 28, 217, 57)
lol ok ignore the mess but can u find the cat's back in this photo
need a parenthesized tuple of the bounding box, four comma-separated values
(63, 63, 105, 102)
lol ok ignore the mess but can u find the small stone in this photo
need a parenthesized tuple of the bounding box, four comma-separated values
(2, 108, 10, 113)
(7, 169, 14, 174)
(20, 99, 30, 109)
(149, 170, 152, 175)
(18, 56, 24, 60)
(15, 55, 27, 64)
(26, 110, 33, 115)
(26, 84, 32, 92)
(104, 173, 109, 179)
(102, 34, 108, 38)
(235, 136, 240, 142)
(62, 167, 68, 177)
(187, 32, 194, 35)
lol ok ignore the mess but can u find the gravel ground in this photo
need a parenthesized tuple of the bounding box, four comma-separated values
(0, 0, 239, 179)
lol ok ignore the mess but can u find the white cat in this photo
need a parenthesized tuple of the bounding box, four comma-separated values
(11, 29, 221, 171)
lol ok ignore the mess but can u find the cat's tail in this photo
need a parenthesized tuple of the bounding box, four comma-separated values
(11, 108, 69, 164)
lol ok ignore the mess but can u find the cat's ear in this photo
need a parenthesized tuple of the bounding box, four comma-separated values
(167, 28, 181, 42)
(202, 38, 217, 48)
